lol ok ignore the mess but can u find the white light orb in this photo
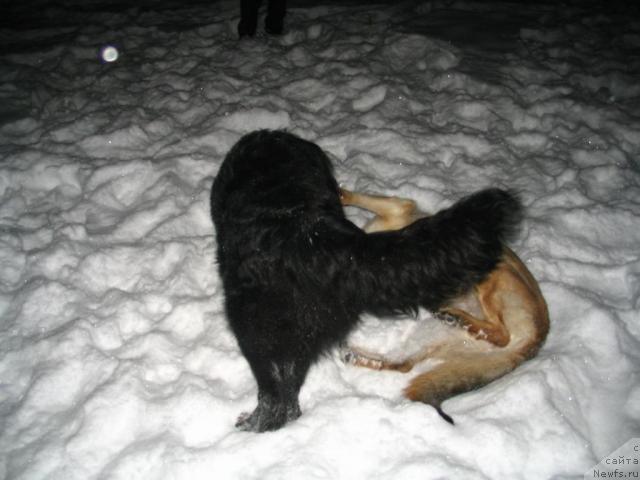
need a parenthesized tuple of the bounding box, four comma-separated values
(101, 46, 119, 63)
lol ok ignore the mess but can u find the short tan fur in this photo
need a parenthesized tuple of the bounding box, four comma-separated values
(340, 189, 550, 423)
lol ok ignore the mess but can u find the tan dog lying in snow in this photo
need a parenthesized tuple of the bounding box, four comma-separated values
(340, 189, 550, 423)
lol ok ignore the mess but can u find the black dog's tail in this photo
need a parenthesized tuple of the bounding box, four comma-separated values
(352, 188, 523, 315)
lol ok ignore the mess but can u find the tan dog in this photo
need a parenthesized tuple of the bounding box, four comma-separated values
(340, 189, 550, 423)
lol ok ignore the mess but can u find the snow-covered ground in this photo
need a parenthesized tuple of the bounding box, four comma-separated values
(1, 0, 639, 478)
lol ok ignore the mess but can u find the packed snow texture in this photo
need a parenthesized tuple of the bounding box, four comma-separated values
(1, 0, 639, 479)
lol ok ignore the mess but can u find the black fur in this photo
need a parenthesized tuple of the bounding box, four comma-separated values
(210, 130, 522, 432)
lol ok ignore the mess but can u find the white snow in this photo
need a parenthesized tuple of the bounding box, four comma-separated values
(1, 0, 639, 479)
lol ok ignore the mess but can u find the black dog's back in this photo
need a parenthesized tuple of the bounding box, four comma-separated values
(352, 188, 522, 317)
(211, 130, 522, 432)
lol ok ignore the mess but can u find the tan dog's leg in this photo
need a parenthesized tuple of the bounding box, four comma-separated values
(437, 267, 510, 347)
(341, 346, 414, 373)
(439, 306, 510, 347)
(341, 344, 445, 373)
(340, 189, 418, 233)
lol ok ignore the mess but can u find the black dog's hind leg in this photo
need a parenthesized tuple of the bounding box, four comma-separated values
(236, 354, 310, 432)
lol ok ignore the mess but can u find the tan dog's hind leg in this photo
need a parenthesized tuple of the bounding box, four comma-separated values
(341, 346, 414, 373)
(439, 269, 510, 347)
(341, 344, 445, 374)
(439, 306, 510, 347)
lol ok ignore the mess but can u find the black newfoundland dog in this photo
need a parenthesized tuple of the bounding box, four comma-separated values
(211, 130, 521, 432)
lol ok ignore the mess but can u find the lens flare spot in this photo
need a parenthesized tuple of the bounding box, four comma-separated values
(100, 46, 119, 63)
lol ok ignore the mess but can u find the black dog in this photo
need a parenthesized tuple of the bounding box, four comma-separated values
(210, 130, 522, 432)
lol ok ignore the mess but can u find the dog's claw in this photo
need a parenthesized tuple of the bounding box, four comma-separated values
(340, 347, 386, 370)
(340, 348, 355, 364)
(435, 310, 462, 326)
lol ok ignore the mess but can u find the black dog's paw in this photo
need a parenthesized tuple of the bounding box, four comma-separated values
(235, 411, 253, 429)
(236, 410, 262, 432)
(235, 401, 301, 432)
(236, 408, 276, 432)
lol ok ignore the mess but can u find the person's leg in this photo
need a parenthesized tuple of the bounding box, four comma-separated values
(238, 0, 260, 37)
(265, 0, 286, 35)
